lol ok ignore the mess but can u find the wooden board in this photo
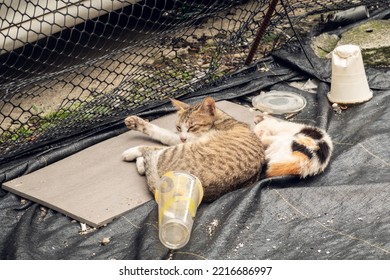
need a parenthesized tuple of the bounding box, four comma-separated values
(3, 101, 259, 227)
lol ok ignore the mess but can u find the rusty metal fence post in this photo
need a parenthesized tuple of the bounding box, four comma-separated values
(245, 0, 279, 66)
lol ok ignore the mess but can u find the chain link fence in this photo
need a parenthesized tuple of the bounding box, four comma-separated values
(0, 0, 388, 168)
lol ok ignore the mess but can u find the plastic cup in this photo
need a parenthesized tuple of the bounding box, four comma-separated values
(155, 171, 203, 250)
(327, 44, 373, 104)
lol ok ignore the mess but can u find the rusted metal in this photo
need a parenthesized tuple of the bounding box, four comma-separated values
(245, 0, 279, 66)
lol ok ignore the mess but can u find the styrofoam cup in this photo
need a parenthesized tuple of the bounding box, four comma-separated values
(328, 44, 372, 104)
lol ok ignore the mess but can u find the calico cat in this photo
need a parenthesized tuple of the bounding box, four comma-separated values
(253, 113, 333, 178)
(122, 97, 265, 202)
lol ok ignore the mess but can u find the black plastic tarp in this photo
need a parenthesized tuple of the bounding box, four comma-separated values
(1, 42, 390, 259)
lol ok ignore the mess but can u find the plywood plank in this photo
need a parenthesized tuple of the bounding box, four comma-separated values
(3, 101, 259, 227)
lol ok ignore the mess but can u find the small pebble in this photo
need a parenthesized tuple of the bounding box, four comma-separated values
(101, 237, 110, 246)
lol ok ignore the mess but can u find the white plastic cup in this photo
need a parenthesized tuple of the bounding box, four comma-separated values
(328, 44, 373, 104)
(155, 171, 203, 250)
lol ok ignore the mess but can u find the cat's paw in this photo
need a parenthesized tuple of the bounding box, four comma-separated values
(254, 114, 265, 124)
(254, 113, 270, 124)
(136, 157, 145, 175)
(253, 123, 264, 138)
(253, 121, 272, 141)
(122, 146, 142, 161)
(124, 116, 149, 132)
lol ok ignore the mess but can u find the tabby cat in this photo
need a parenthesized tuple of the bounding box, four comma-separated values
(253, 113, 333, 178)
(122, 97, 265, 202)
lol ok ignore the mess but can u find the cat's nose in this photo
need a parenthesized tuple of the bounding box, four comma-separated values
(180, 135, 187, 142)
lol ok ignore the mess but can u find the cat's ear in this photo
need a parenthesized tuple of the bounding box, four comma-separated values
(199, 97, 215, 115)
(170, 98, 190, 111)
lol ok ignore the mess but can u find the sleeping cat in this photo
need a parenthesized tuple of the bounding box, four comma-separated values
(122, 98, 333, 201)
(253, 113, 333, 178)
(122, 97, 265, 202)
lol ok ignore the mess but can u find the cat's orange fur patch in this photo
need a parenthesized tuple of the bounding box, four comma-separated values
(291, 151, 310, 161)
(296, 135, 316, 149)
(266, 161, 300, 177)
(266, 152, 309, 177)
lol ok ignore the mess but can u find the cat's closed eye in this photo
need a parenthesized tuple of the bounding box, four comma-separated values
(176, 126, 181, 132)
(188, 125, 196, 131)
